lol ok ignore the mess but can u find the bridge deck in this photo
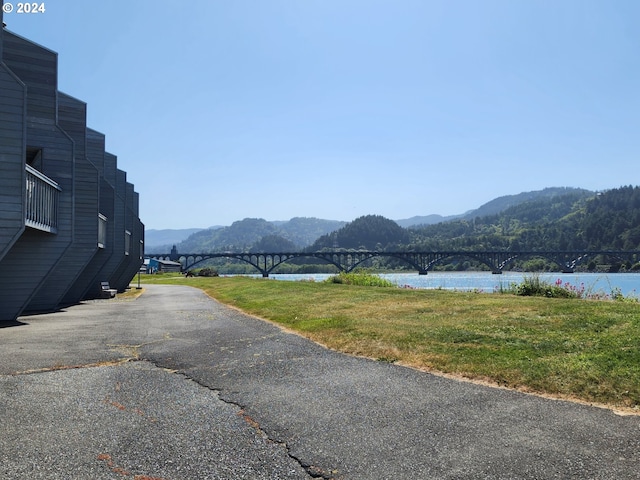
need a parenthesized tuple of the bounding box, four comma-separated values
(145, 250, 640, 277)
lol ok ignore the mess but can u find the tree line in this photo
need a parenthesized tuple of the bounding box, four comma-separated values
(175, 186, 640, 273)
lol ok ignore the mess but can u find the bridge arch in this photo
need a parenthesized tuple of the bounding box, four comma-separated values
(179, 252, 346, 277)
(425, 252, 498, 273)
(497, 253, 581, 273)
(182, 254, 269, 277)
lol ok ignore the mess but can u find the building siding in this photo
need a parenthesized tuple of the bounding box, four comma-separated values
(0, 62, 26, 260)
(0, 32, 74, 320)
(81, 159, 128, 300)
(0, 25, 143, 321)
(25, 93, 100, 313)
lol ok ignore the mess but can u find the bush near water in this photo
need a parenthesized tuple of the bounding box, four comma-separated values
(326, 272, 395, 287)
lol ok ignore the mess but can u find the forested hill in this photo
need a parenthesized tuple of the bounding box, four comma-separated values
(408, 186, 640, 251)
(459, 187, 594, 221)
(175, 217, 346, 253)
(309, 215, 410, 250)
(395, 187, 592, 227)
(165, 186, 640, 254)
(306, 187, 640, 253)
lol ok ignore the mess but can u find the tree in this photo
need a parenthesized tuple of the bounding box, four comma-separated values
(309, 215, 410, 251)
(250, 235, 297, 253)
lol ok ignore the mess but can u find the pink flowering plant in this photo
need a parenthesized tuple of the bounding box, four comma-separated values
(500, 274, 638, 302)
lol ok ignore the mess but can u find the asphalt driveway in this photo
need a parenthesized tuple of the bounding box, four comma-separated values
(1, 284, 639, 479)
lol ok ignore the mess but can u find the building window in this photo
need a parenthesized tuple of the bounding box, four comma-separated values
(125, 230, 131, 256)
(98, 214, 107, 248)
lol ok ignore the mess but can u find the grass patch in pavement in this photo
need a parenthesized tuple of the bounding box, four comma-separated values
(143, 274, 640, 410)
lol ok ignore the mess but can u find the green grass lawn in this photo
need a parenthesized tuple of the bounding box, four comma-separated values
(142, 274, 640, 411)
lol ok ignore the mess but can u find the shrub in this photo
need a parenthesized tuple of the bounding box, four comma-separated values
(504, 274, 579, 298)
(501, 275, 639, 302)
(610, 286, 639, 303)
(326, 272, 395, 287)
(196, 267, 219, 277)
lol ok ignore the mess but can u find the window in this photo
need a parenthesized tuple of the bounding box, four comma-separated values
(124, 230, 131, 255)
(98, 214, 107, 248)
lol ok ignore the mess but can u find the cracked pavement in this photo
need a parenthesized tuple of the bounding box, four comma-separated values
(1, 284, 640, 479)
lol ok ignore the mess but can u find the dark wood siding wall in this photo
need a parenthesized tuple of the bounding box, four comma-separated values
(113, 182, 144, 291)
(3, 33, 58, 124)
(0, 32, 74, 321)
(62, 128, 110, 305)
(26, 93, 100, 313)
(82, 156, 125, 300)
(111, 181, 133, 290)
(122, 217, 145, 286)
(103, 168, 128, 290)
(0, 62, 26, 260)
(103, 150, 117, 187)
(114, 189, 144, 290)
(0, 28, 143, 321)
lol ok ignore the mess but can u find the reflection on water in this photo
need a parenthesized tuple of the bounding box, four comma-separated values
(258, 272, 640, 296)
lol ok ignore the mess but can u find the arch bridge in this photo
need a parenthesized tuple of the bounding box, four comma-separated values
(145, 247, 640, 278)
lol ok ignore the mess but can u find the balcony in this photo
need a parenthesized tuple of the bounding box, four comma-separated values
(25, 164, 61, 233)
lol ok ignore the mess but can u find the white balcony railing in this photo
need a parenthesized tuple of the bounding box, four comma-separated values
(25, 164, 61, 233)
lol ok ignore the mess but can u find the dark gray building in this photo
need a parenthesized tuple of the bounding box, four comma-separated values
(0, 11, 144, 322)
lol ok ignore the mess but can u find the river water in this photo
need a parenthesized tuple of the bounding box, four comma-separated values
(255, 272, 640, 297)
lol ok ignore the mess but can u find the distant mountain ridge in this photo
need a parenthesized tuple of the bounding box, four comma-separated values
(395, 187, 592, 228)
(395, 214, 458, 228)
(406, 186, 640, 254)
(145, 187, 594, 252)
(145, 228, 208, 252)
(459, 187, 593, 220)
(168, 217, 347, 253)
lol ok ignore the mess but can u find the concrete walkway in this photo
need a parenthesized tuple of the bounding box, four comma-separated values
(1, 284, 639, 479)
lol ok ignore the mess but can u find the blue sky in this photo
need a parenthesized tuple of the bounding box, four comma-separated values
(4, 0, 639, 229)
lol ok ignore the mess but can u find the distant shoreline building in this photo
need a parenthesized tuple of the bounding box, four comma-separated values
(0, 6, 144, 321)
